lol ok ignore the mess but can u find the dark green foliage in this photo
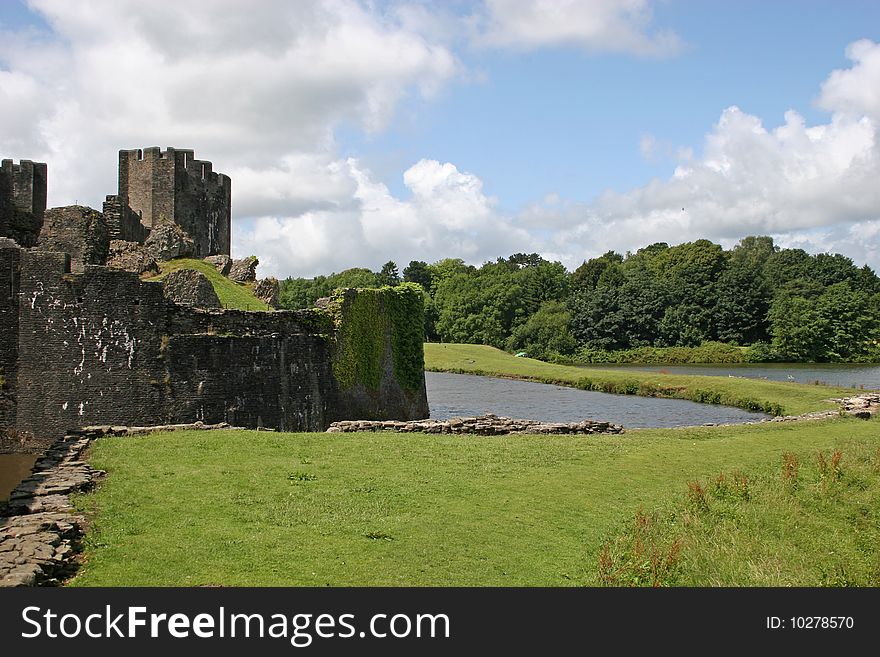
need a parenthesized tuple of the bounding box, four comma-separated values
(431, 254, 568, 348)
(505, 300, 577, 361)
(568, 235, 879, 362)
(576, 341, 748, 364)
(386, 283, 427, 391)
(378, 261, 401, 286)
(402, 260, 433, 291)
(330, 289, 385, 390)
(279, 268, 380, 310)
(768, 281, 880, 362)
(279, 234, 879, 364)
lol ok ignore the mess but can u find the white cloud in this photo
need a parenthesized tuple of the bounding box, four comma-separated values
(2, 3, 879, 280)
(0, 0, 458, 208)
(473, 0, 682, 56)
(530, 41, 880, 273)
(235, 158, 531, 278)
(818, 38, 880, 122)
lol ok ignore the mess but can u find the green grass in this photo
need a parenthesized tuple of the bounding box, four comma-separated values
(69, 417, 879, 586)
(145, 258, 271, 311)
(425, 343, 856, 417)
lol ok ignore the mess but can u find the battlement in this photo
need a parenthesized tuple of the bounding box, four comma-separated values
(118, 147, 231, 257)
(0, 158, 47, 247)
(0, 159, 47, 218)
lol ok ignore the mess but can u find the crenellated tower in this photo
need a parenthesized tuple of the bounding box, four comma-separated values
(116, 147, 231, 256)
(0, 159, 47, 247)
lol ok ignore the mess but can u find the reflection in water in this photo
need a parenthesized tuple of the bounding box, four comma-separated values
(0, 453, 38, 502)
(426, 372, 769, 429)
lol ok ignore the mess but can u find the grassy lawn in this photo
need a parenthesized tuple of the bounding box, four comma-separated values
(425, 343, 857, 417)
(145, 258, 272, 311)
(70, 417, 879, 586)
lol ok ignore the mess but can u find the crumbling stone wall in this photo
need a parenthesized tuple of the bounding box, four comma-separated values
(0, 159, 46, 247)
(37, 206, 110, 272)
(118, 147, 231, 257)
(102, 195, 150, 243)
(2, 241, 428, 439)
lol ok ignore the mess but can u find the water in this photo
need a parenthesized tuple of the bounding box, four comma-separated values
(426, 372, 769, 429)
(576, 363, 880, 389)
(0, 453, 38, 502)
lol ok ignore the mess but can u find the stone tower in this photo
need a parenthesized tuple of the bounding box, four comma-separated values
(0, 159, 47, 247)
(117, 147, 231, 257)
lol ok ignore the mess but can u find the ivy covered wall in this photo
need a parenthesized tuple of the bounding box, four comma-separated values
(325, 283, 429, 421)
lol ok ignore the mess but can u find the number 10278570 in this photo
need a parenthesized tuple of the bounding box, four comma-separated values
(766, 616, 854, 630)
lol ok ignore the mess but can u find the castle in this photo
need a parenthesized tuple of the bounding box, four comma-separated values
(0, 148, 428, 441)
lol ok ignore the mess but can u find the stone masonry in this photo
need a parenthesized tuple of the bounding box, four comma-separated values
(0, 148, 429, 443)
(0, 241, 428, 439)
(117, 147, 231, 257)
(37, 205, 110, 272)
(0, 159, 46, 248)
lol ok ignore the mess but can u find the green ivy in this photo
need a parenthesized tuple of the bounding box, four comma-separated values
(386, 283, 426, 392)
(328, 284, 425, 392)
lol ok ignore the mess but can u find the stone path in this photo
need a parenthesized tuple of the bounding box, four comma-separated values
(0, 435, 100, 586)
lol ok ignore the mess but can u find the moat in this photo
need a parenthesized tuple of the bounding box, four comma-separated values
(426, 371, 770, 428)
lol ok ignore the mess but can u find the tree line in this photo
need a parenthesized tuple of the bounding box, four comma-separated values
(278, 236, 880, 363)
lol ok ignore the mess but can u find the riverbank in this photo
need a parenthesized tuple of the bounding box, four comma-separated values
(424, 343, 854, 417)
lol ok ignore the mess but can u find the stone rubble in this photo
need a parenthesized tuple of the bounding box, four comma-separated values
(144, 219, 195, 261)
(253, 277, 280, 308)
(106, 239, 160, 275)
(769, 392, 880, 423)
(204, 254, 232, 276)
(327, 413, 624, 435)
(162, 268, 221, 309)
(228, 255, 259, 283)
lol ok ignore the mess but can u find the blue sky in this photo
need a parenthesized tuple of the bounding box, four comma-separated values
(2, 1, 880, 277)
(347, 1, 879, 208)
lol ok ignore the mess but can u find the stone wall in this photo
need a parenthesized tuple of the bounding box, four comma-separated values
(0, 239, 21, 429)
(118, 147, 231, 257)
(2, 242, 428, 439)
(102, 194, 150, 243)
(37, 205, 110, 272)
(0, 159, 46, 247)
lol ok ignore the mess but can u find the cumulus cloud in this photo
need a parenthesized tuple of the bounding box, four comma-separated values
(531, 41, 880, 272)
(2, 2, 879, 279)
(0, 0, 458, 208)
(235, 159, 531, 277)
(473, 0, 682, 56)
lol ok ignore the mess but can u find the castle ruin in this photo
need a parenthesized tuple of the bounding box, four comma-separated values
(111, 147, 231, 256)
(0, 159, 47, 248)
(0, 148, 428, 441)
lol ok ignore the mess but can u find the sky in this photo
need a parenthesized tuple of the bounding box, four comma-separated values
(1, 0, 880, 279)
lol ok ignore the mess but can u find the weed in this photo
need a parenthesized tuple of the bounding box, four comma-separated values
(686, 480, 709, 512)
(782, 452, 799, 487)
(831, 449, 843, 481)
(364, 531, 394, 541)
(710, 471, 750, 502)
(732, 471, 750, 501)
(597, 508, 682, 587)
(288, 471, 317, 482)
